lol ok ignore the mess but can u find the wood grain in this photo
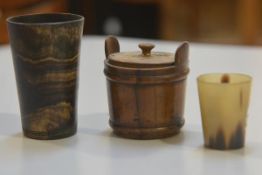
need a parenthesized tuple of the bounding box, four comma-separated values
(104, 36, 190, 139)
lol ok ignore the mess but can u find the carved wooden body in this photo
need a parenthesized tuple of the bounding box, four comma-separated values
(104, 36, 190, 139)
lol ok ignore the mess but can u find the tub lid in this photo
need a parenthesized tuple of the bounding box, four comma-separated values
(108, 43, 175, 68)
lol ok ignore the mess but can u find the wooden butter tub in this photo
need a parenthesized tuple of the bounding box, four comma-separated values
(104, 36, 190, 139)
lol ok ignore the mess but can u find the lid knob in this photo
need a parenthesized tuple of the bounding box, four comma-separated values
(138, 43, 155, 56)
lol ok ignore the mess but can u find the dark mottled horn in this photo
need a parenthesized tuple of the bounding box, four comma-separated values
(174, 42, 189, 70)
(105, 36, 120, 58)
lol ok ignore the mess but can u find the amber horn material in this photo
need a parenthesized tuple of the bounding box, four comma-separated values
(105, 36, 120, 58)
(174, 42, 189, 69)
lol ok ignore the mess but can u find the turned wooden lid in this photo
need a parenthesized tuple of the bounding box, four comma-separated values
(108, 43, 175, 68)
(105, 36, 189, 69)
